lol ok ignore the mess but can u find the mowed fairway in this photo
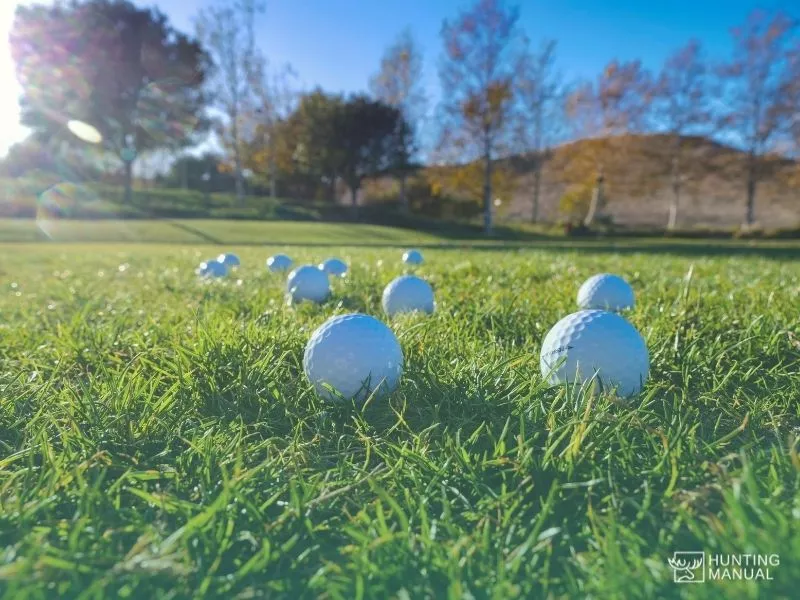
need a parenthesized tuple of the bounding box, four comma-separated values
(1, 237, 799, 598)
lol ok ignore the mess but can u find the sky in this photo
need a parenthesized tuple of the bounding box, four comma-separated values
(0, 0, 797, 157)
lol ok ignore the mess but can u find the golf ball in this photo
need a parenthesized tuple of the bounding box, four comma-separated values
(304, 313, 403, 402)
(402, 249, 424, 265)
(382, 275, 435, 317)
(540, 309, 649, 397)
(577, 273, 634, 311)
(286, 265, 330, 304)
(218, 253, 240, 269)
(319, 258, 348, 277)
(267, 254, 293, 272)
(197, 259, 227, 278)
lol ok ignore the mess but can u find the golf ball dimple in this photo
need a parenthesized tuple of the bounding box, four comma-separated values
(402, 249, 424, 265)
(197, 260, 227, 278)
(319, 258, 348, 277)
(382, 275, 435, 317)
(303, 313, 403, 402)
(286, 265, 330, 304)
(267, 254, 293, 272)
(540, 309, 649, 397)
(577, 273, 635, 311)
(218, 253, 240, 269)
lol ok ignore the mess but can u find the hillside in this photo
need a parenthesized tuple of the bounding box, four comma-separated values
(409, 135, 800, 230)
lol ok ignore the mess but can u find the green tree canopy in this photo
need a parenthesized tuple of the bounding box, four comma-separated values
(10, 0, 211, 202)
(271, 90, 407, 205)
(338, 95, 407, 206)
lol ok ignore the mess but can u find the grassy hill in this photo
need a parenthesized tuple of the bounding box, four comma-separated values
(368, 134, 799, 230)
(497, 134, 800, 229)
(3, 134, 799, 232)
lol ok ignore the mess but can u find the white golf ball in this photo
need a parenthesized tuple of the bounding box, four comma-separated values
(267, 254, 293, 272)
(577, 273, 634, 311)
(218, 253, 240, 269)
(304, 313, 403, 402)
(382, 275, 435, 317)
(319, 258, 348, 277)
(286, 265, 330, 304)
(197, 259, 227, 278)
(402, 249, 424, 265)
(540, 309, 649, 397)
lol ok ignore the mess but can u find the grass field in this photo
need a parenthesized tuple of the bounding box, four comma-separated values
(1, 229, 799, 598)
(0, 219, 448, 245)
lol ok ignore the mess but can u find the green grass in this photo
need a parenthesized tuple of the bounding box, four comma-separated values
(0, 219, 447, 245)
(1, 241, 799, 598)
(2, 218, 800, 257)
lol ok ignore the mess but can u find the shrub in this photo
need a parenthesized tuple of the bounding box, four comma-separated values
(559, 182, 593, 223)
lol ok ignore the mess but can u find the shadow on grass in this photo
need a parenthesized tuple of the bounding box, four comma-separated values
(166, 220, 224, 244)
(161, 239, 800, 260)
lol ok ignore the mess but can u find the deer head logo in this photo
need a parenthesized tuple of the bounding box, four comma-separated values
(668, 552, 705, 583)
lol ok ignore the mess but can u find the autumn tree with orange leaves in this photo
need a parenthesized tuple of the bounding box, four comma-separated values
(559, 60, 653, 226)
(717, 10, 800, 227)
(515, 38, 563, 223)
(436, 0, 522, 235)
(651, 40, 712, 230)
(370, 30, 426, 213)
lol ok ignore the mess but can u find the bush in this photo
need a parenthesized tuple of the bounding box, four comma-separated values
(363, 175, 481, 221)
(559, 182, 593, 223)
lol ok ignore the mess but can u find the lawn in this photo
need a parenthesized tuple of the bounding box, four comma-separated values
(1, 236, 799, 598)
(0, 219, 449, 245)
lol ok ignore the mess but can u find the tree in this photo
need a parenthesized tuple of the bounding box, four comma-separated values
(515, 38, 562, 223)
(267, 91, 406, 207)
(276, 89, 346, 201)
(338, 96, 407, 210)
(157, 152, 236, 193)
(196, 0, 265, 205)
(370, 29, 426, 212)
(561, 60, 652, 226)
(438, 0, 522, 235)
(785, 43, 800, 183)
(652, 40, 711, 230)
(10, 0, 210, 204)
(426, 159, 516, 216)
(0, 136, 103, 180)
(243, 61, 297, 198)
(717, 10, 799, 226)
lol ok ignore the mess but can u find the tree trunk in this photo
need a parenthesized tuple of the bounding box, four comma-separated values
(531, 162, 542, 223)
(233, 150, 245, 205)
(269, 160, 277, 198)
(583, 171, 604, 227)
(123, 159, 134, 205)
(230, 106, 245, 206)
(667, 155, 680, 231)
(181, 157, 188, 190)
(483, 136, 493, 236)
(667, 186, 680, 231)
(531, 105, 543, 224)
(399, 173, 408, 213)
(329, 176, 337, 202)
(745, 152, 757, 226)
(350, 183, 359, 219)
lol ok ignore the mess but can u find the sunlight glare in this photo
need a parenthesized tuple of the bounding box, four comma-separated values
(0, 1, 29, 156)
(67, 120, 103, 144)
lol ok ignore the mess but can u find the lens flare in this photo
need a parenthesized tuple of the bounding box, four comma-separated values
(67, 120, 103, 144)
(36, 182, 94, 239)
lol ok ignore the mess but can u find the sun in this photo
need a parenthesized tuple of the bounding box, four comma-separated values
(0, 0, 31, 157)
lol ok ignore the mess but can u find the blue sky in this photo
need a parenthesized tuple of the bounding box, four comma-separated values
(1, 0, 797, 156)
(164, 0, 795, 92)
